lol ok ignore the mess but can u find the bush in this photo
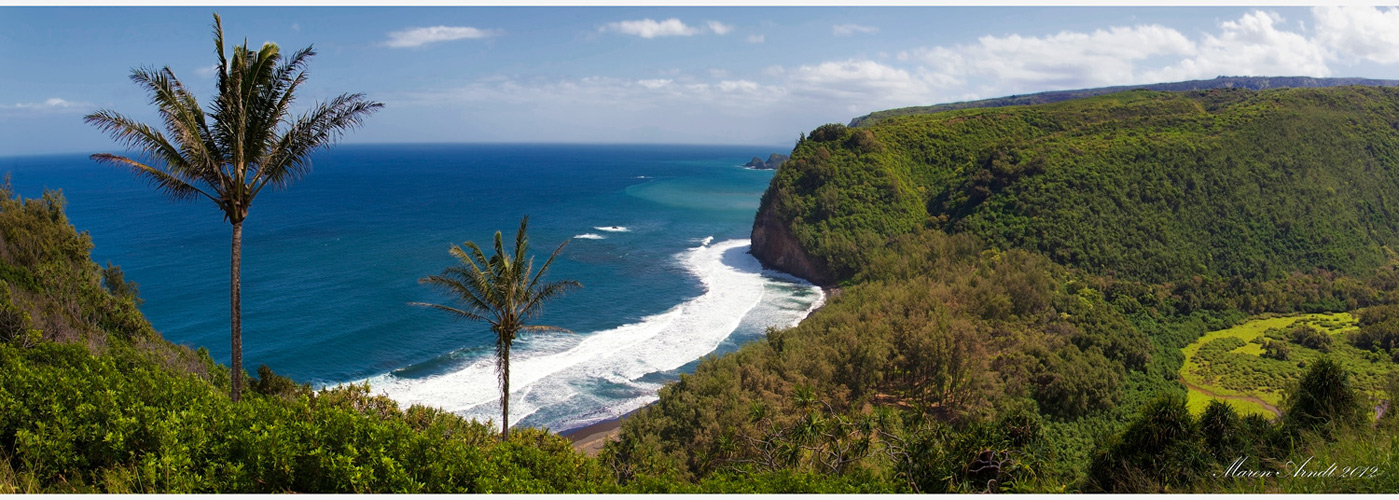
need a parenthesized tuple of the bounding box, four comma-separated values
(1288, 325, 1332, 353)
(1084, 393, 1210, 492)
(1282, 358, 1366, 437)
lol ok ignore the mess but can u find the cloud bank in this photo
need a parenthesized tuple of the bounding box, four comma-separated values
(385, 25, 502, 48)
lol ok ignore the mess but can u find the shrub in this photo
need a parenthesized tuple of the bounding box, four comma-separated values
(1282, 358, 1366, 437)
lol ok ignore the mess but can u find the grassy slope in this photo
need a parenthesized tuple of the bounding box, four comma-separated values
(1181, 312, 1396, 417)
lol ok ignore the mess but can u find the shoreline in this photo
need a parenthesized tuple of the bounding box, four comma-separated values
(559, 407, 642, 455)
(560, 286, 837, 456)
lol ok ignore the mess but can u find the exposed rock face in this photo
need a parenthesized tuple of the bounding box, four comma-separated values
(750, 194, 836, 286)
(764, 153, 789, 169)
(743, 153, 790, 170)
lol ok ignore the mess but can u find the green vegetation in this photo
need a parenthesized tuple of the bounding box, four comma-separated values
(616, 85, 1399, 492)
(9, 73, 1399, 491)
(1181, 313, 1397, 418)
(84, 14, 381, 400)
(411, 216, 580, 441)
(763, 86, 1399, 286)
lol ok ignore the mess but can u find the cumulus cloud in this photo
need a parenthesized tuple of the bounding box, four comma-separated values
(832, 24, 879, 36)
(904, 24, 1196, 93)
(384, 26, 502, 48)
(1312, 5, 1399, 64)
(600, 18, 733, 38)
(1146, 11, 1329, 82)
(380, 8, 1399, 146)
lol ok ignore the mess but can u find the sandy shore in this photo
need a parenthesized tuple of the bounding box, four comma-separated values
(559, 408, 640, 456)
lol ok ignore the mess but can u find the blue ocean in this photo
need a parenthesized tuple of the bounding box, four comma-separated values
(0, 144, 823, 432)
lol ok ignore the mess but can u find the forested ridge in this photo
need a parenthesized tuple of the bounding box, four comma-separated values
(849, 76, 1399, 127)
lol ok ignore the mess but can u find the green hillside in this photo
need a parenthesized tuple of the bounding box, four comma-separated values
(757, 86, 1399, 286)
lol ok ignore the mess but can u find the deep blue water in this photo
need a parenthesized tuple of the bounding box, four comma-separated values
(0, 144, 822, 431)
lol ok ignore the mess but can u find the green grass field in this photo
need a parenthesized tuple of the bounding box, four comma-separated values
(1179, 312, 1389, 417)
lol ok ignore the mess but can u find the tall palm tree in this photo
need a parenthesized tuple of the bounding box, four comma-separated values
(85, 14, 382, 402)
(412, 216, 580, 440)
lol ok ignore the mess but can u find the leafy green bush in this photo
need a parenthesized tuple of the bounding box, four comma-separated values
(1283, 358, 1367, 437)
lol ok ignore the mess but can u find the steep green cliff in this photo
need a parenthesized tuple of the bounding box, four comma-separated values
(755, 86, 1399, 285)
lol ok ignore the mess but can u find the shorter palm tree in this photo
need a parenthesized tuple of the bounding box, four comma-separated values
(411, 216, 579, 440)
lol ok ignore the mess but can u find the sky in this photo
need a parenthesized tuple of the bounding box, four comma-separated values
(5, 4, 1399, 155)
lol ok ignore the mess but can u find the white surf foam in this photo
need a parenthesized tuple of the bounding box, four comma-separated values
(363, 239, 824, 431)
(573, 233, 605, 240)
(699, 236, 714, 246)
(594, 226, 629, 232)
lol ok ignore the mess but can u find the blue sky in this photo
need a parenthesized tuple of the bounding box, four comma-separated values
(5, 5, 1399, 155)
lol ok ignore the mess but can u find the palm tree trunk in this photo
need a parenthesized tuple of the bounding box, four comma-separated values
(231, 220, 243, 402)
(501, 344, 510, 441)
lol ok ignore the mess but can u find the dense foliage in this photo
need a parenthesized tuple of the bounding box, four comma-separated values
(767, 86, 1399, 285)
(611, 86, 1399, 492)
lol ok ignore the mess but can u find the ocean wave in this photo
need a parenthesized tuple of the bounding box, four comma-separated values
(362, 239, 823, 431)
(594, 226, 629, 232)
(573, 233, 605, 240)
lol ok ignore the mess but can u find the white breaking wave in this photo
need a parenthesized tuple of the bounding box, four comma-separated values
(699, 236, 714, 247)
(363, 239, 823, 431)
(594, 226, 629, 232)
(573, 233, 605, 240)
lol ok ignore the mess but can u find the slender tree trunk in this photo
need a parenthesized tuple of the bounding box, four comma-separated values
(231, 220, 243, 402)
(501, 343, 510, 441)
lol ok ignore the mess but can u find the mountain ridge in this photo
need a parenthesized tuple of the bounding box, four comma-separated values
(849, 76, 1399, 127)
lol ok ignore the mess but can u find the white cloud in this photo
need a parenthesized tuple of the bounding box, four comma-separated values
(778, 59, 940, 107)
(377, 8, 1399, 147)
(707, 21, 734, 36)
(1147, 11, 1329, 82)
(832, 24, 879, 36)
(907, 24, 1196, 93)
(2, 98, 90, 113)
(384, 26, 502, 48)
(194, 64, 219, 78)
(14, 98, 78, 109)
(600, 18, 732, 38)
(1312, 6, 1399, 64)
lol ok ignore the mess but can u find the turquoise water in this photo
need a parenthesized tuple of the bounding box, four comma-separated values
(0, 144, 822, 431)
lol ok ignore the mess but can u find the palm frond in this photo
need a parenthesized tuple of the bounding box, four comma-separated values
(418, 274, 496, 321)
(252, 92, 382, 194)
(408, 302, 491, 323)
(521, 279, 581, 319)
(528, 238, 572, 291)
(521, 324, 574, 334)
(89, 153, 214, 203)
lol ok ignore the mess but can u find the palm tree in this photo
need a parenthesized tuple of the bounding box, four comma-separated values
(412, 216, 580, 440)
(85, 14, 382, 402)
